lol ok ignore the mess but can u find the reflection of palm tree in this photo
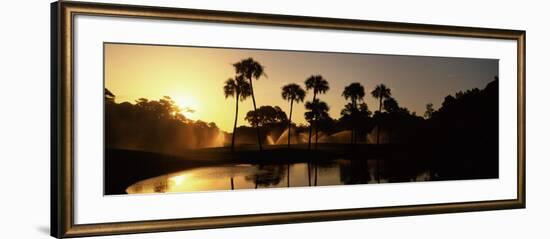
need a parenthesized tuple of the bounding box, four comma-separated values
(371, 84, 391, 144)
(305, 75, 329, 150)
(281, 83, 306, 148)
(342, 83, 365, 145)
(223, 75, 252, 152)
(233, 58, 267, 151)
(305, 99, 329, 149)
(245, 165, 285, 188)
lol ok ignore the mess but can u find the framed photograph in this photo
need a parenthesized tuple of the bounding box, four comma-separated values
(51, 1, 526, 238)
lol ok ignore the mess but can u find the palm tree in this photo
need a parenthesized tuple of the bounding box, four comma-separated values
(371, 84, 392, 144)
(305, 99, 329, 149)
(305, 75, 329, 150)
(342, 82, 365, 145)
(281, 83, 306, 148)
(223, 75, 252, 152)
(304, 99, 330, 186)
(371, 84, 391, 183)
(233, 58, 267, 151)
(281, 84, 306, 187)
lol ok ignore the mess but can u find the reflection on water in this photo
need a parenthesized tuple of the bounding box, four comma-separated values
(126, 159, 431, 194)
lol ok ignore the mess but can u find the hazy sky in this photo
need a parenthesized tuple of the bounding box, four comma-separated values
(105, 43, 498, 132)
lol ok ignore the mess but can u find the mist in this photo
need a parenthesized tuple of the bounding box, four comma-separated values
(105, 92, 224, 155)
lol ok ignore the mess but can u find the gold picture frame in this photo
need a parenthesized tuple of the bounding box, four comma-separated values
(51, 1, 525, 237)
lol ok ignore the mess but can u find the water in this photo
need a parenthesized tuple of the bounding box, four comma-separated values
(126, 159, 431, 194)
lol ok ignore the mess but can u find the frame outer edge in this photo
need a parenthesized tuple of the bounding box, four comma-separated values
(56, 1, 527, 237)
(518, 31, 526, 208)
(50, 1, 60, 238)
(62, 1, 522, 39)
(59, 1, 75, 238)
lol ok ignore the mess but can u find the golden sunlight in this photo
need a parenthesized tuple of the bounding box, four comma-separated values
(169, 174, 189, 186)
(108, 43, 500, 196)
(173, 96, 199, 120)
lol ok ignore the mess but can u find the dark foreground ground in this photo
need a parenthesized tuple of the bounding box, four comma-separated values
(105, 143, 498, 195)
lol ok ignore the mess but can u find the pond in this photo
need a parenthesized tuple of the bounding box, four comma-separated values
(126, 159, 432, 194)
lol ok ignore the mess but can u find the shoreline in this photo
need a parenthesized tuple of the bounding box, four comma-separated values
(105, 144, 407, 194)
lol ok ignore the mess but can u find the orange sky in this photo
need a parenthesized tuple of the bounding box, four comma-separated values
(104, 43, 498, 132)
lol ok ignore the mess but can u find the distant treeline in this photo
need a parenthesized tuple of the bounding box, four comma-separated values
(105, 54, 499, 182)
(427, 78, 499, 179)
(229, 74, 498, 179)
(105, 91, 224, 155)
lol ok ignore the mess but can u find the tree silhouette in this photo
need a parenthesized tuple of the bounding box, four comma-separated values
(340, 102, 369, 116)
(223, 75, 252, 152)
(305, 75, 329, 150)
(244, 105, 287, 127)
(382, 97, 403, 145)
(105, 92, 222, 155)
(424, 103, 435, 119)
(340, 102, 371, 144)
(233, 58, 267, 151)
(342, 82, 365, 145)
(305, 99, 330, 149)
(279, 82, 305, 187)
(371, 84, 392, 144)
(304, 99, 330, 186)
(105, 88, 115, 103)
(383, 97, 399, 113)
(281, 83, 306, 148)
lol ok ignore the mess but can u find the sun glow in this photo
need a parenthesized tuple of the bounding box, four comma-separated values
(173, 96, 199, 120)
(169, 174, 189, 186)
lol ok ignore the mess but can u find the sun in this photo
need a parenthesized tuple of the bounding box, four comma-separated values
(173, 96, 199, 120)
(169, 174, 188, 186)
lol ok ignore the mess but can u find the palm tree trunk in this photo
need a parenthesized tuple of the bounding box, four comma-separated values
(287, 100, 293, 148)
(286, 99, 294, 187)
(315, 123, 319, 150)
(307, 93, 317, 150)
(248, 78, 263, 151)
(231, 94, 239, 152)
(351, 99, 357, 146)
(376, 97, 382, 144)
(376, 98, 382, 183)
